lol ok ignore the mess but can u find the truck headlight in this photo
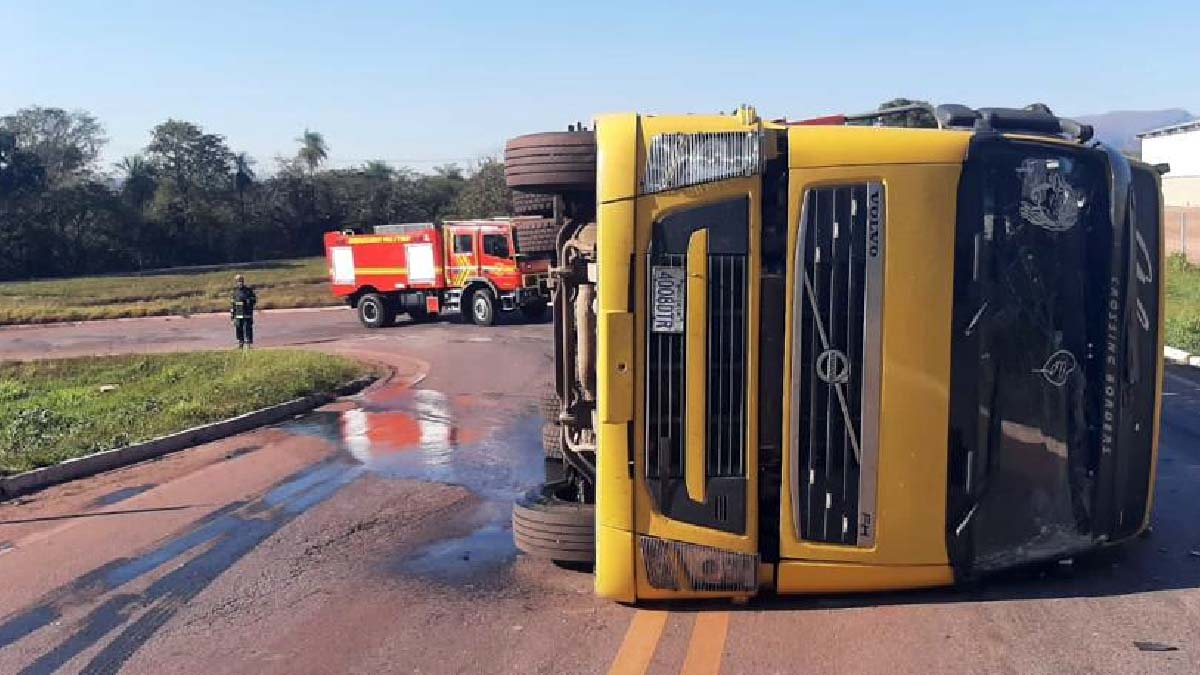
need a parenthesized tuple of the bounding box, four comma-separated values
(641, 131, 762, 194)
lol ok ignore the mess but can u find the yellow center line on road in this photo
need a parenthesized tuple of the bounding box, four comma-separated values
(607, 609, 669, 675)
(680, 612, 730, 675)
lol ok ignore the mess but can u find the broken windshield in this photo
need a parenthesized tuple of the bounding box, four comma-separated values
(947, 138, 1115, 573)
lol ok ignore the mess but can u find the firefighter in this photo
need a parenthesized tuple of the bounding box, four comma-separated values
(231, 274, 257, 349)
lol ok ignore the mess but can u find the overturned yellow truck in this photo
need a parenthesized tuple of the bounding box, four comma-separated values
(506, 104, 1165, 602)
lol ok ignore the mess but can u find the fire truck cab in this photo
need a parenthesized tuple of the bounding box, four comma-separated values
(324, 217, 555, 327)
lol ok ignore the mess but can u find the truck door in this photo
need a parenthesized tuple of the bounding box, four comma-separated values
(445, 226, 479, 287)
(479, 227, 518, 289)
(630, 120, 764, 597)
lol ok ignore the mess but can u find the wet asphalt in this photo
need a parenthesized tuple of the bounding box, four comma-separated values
(0, 310, 1196, 673)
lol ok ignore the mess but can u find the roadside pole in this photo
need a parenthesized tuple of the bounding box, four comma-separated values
(1184, 212, 1190, 262)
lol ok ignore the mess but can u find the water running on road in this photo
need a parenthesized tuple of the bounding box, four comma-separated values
(0, 383, 544, 672)
(281, 385, 545, 580)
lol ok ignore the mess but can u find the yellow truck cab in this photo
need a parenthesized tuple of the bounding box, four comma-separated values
(505, 104, 1165, 602)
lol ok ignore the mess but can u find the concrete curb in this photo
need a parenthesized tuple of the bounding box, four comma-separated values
(0, 305, 348, 332)
(0, 374, 378, 500)
(1164, 345, 1197, 366)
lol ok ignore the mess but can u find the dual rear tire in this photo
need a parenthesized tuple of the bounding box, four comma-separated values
(512, 480, 595, 564)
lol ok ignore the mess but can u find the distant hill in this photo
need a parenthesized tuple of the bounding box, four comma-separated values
(1074, 109, 1196, 154)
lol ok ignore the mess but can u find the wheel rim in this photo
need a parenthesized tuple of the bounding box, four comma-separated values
(473, 295, 489, 322)
(363, 301, 378, 322)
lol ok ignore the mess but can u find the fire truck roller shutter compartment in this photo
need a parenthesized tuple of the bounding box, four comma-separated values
(331, 246, 355, 285)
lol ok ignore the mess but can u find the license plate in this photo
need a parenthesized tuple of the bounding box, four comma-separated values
(651, 266, 686, 333)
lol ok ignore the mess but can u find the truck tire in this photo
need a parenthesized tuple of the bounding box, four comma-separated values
(504, 131, 596, 194)
(357, 293, 395, 328)
(513, 192, 555, 217)
(512, 481, 594, 564)
(512, 218, 558, 254)
(538, 384, 560, 420)
(469, 288, 496, 326)
(542, 422, 564, 459)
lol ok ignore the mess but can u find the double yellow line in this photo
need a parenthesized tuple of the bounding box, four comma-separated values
(608, 610, 731, 675)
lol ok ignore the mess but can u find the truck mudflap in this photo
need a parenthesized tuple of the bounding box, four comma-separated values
(945, 136, 1161, 576)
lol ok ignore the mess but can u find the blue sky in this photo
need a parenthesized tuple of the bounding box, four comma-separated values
(3, 0, 1197, 173)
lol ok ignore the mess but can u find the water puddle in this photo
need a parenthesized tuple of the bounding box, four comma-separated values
(400, 501, 518, 582)
(280, 386, 545, 581)
(281, 388, 544, 501)
(0, 384, 545, 668)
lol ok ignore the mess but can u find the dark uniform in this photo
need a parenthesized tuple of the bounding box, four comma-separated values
(231, 279, 257, 348)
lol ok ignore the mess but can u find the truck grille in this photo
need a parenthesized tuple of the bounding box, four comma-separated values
(791, 183, 883, 546)
(645, 254, 747, 479)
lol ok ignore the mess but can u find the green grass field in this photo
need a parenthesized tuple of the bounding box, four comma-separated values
(1165, 253, 1200, 353)
(0, 350, 370, 475)
(0, 258, 338, 325)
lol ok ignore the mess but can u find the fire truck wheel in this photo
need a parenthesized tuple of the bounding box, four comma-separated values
(357, 293, 395, 329)
(520, 300, 548, 322)
(504, 131, 596, 194)
(512, 480, 594, 564)
(541, 422, 564, 459)
(469, 288, 496, 326)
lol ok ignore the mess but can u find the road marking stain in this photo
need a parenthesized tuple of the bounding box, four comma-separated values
(607, 609, 669, 675)
(680, 612, 730, 675)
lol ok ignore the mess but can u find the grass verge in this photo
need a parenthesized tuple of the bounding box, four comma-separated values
(1166, 253, 1200, 353)
(0, 257, 338, 326)
(0, 350, 370, 475)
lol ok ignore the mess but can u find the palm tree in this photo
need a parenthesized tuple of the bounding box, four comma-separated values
(363, 159, 394, 181)
(296, 129, 328, 173)
(117, 155, 157, 212)
(232, 152, 256, 255)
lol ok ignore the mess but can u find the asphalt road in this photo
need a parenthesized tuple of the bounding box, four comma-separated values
(0, 309, 1197, 674)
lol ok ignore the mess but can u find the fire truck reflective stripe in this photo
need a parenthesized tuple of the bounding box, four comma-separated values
(354, 267, 408, 275)
(343, 235, 415, 244)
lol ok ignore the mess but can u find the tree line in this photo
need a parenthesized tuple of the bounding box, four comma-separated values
(0, 107, 512, 281)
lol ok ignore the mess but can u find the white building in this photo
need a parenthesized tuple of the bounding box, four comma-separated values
(1139, 120, 1200, 206)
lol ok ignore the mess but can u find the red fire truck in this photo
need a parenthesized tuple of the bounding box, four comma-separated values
(323, 217, 556, 327)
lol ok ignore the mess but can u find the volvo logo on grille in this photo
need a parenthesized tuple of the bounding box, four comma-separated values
(867, 187, 881, 258)
(816, 349, 851, 385)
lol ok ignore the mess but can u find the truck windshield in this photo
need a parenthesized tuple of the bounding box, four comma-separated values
(947, 138, 1117, 572)
(483, 234, 510, 258)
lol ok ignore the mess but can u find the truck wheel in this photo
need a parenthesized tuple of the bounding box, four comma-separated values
(504, 131, 596, 194)
(538, 383, 560, 421)
(512, 218, 559, 255)
(358, 293, 394, 328)
(520, 300, 548, 323)
(513, 192, 555, 217)
(542, 422, 564, 459)
(512, 480, 594, 564)
(470, 288, 496, 326)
